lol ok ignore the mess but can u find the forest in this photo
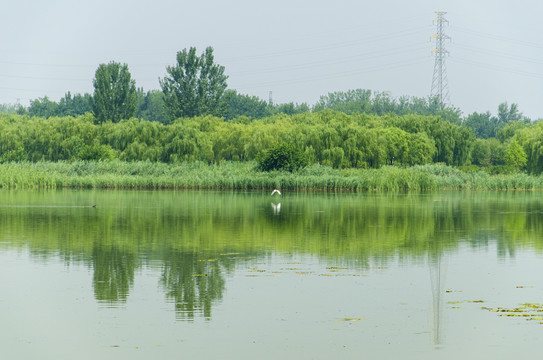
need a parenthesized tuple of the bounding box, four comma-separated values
(0, 46, 542, 181)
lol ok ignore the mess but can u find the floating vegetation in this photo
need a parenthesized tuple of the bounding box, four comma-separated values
(319, 273, 365, 277)
(337, 318, 363, 322)
(447, 300, 484, 305)
(483, 303, 543, 324)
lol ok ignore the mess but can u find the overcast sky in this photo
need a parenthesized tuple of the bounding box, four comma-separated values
(2, 0, 543, 119)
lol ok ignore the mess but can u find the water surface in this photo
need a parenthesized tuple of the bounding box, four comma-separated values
(1, 190, 543, 359)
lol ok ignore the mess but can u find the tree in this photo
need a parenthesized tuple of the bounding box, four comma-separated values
(137, 89, 169, 124)
(463, 112, 495, 139)
(314, 89, 373, 114)
(504, 140, 527, 171)
(223, 90, 271, 120)
(58, 92, 93, 117)
(0, 103, 26, 115)
(28, 96, 59, 118)
(160, 47, 228, 120)
(272, 102, 310, 116)
(496, 102, 523, 127)
(92, 61, 137, 123)
(471, 139, 492, 166)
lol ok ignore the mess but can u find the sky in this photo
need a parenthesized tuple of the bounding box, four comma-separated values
(2, 0, 543, 119)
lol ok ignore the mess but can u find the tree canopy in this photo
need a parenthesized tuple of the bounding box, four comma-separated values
(160, 47, 228, 121)
(92, 61, 137, 123)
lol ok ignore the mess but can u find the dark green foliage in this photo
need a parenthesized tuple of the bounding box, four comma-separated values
(223, 91, 310, 120)
(463, 112, 496, 139)
(496, 102, 523, 127)
(136, 89, 169, 123)
(28, 96, 59, 118)
(223, 90, 271, 120)
(59, 92, 93, 117)
(92, 62, 137, 123)
(160, 47, 228, 120)
(464, 103, 531, 141)
(471, 139, 492, 166)
(314, 89, 462, 123)
(21, 93, 92, 118)
(258, 143, 308, 172)
(272, 102, 310, 116)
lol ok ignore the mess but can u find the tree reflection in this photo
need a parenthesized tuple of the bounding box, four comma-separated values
(92, 243, 136, 304)
(160, 250, 225, 320)
(3, 190, 543, 320)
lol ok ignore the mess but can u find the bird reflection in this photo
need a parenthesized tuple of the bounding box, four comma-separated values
(271, 202, 281, 215)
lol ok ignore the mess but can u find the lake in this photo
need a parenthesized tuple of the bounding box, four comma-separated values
(1, 189, 543, 359)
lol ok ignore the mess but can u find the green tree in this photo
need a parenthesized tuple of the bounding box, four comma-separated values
(137, 89, 169, 124)
(407, 132, 435, 166)
(314, 89, 373, 114)
(471, 139, 492, 166)
(496, 120, 529, 143)
(463, 112, 495, 139)
(223, 90, 271, 120)
(496, 102, 522, 127)
(28, 96, 59, 118)
(272, 102, 310, 116)
(92, 61, 137, 123)
(504, 140, 527, 171)
(160, 47, 228, 120)
(58, 92, 93, 117)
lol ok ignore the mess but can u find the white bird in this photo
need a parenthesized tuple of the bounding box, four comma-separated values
(271, 189, 281, 196)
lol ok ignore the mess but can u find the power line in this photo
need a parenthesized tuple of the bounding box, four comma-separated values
(227, 42, 429, 76)
(235, 57, 431, 90)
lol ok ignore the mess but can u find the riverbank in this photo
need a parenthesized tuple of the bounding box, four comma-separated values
(0, 161, 541, 191)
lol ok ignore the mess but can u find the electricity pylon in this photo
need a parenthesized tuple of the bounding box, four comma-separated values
(431, 11, 450, 105)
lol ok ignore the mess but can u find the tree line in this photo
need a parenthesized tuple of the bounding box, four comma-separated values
(0, 46, 471, 124)
(0, 45, 539, 173)
(3, 45, 532, 134)
(1, 109, 540, 173)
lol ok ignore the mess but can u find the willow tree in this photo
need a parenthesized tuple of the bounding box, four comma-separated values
(160, 47, 228, 121)
(92, 61, 137, 123)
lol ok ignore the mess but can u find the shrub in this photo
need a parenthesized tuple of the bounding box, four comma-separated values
(257, 143, 307, 172)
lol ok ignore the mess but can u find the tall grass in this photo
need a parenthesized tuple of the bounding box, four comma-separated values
(0, 161, 542, 190)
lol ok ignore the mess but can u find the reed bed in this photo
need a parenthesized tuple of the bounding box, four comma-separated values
(0, 161, 542, 191)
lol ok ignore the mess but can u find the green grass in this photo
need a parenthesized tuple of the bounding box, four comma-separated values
(0, 161, 542, 190)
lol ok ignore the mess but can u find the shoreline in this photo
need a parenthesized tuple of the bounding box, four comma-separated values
(0, 161, 542, 191)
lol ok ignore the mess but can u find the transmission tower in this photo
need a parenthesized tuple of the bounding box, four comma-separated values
(430, 11, 450, 105)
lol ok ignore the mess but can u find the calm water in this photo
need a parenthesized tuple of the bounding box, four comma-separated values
(1, 190, 543, 359)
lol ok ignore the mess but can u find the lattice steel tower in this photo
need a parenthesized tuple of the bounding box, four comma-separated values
(431, 11, 450, 105)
